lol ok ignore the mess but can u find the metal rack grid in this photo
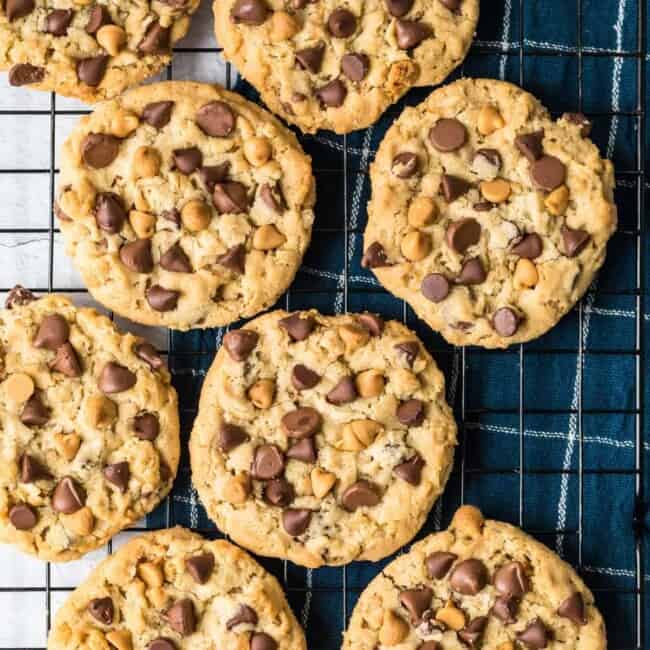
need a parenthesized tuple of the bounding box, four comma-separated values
(0, 0, 646, 648)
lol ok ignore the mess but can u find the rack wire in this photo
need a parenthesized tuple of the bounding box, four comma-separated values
(0, 0, 646, 648)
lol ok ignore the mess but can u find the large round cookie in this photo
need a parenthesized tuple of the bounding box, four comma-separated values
(363, 78, 617, 348)
(214, 0, 479, 134)
(57, 81, 316, 330)
(190, 309, 457, 567)
(1, 0, 200, 102)
(48, 527, 307, 649)
(343, 505, 606, 649)
(0, 288, 179, 561)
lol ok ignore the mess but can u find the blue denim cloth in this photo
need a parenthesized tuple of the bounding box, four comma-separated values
(151, 1, 649, 647)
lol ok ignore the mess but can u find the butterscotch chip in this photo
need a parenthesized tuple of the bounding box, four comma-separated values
(57, 82, 315, 331)
(435, 599, 466, 630)
(407, 196, 437, 227)
(138, 561, 164, 588)
(378, 610, 409, 646)
(401, 230, 431, 261)
(5, 373, 34, 403)
(61, 507, 95, 536)
(253, 224, 286, 250)
(105, 630, 133, 650)
(129, 210, 156, 239)
(513, 258, 539, 288)
(132, 146, 161, 179)
(48, 529, 306, 650)
(0, 2, 200, 102)
(244, 137, 272, 167)
(190, 310, 456, 567)
(365, 78, 616, 349)
(53, 432, 82, 461)
(96, 25, 127, 57)
(477, 104, 505, 135)
(338, 324, 369, 352)
(222, 472, 251, 504)
(545, 184, 570, 216)
(0, 292, 179, 561)
(181, 200, 211, 232)
(214, 0, 479, 133)
(480, 178, 511, 203)
(269, 11, 299, 41)
(247, 379, 275, 409)
(355, 369, 385, 398)
(342, 505, 605, 650)
(310, 467, 336, 499)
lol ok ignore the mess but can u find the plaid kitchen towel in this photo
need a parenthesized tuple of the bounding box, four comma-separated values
(150, 1, 649, 648)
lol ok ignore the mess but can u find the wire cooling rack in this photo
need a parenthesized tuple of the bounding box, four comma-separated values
(0, 0, 647, 648)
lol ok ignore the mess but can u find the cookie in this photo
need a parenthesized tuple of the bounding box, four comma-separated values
(0, 288, 179, 561)
(56, 81, 316, 330)
(343, 505, 606, 649)
(1, 0, 200, 103)
(48, 526, 307, 649)
(190, 309, 457, 568)
(363, 78, 617, 348)
(214, 0, 479, 134)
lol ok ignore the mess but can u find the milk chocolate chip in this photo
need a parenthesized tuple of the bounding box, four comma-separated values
(82, 133, 120, 169)
(223, 330, 258, 361)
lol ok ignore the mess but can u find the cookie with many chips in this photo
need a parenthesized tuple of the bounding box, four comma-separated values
(1, 0, 200, 102)
(190, 309, 457, 567)
(214, 0, 479, 133)
(363, 78, 617, 347)
(343, 505, 606, 649)
(48, 527, 307, 649)
(0, 289, 178, 561)
(56, 81, 315, 330)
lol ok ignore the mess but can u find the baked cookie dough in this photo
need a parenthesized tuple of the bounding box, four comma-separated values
(190, 309, 457, 567)
(214, 0, 479, 134)
(48, 527, 307, 649)
(343, 505, 606, 649)
(0, 288, 179, 561)
(363, 78, 617, 348)
(1, 0, 200, 103)
(57, 81, 316, 330)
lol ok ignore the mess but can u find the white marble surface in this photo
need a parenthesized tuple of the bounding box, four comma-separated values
(0, 3, 228, 644)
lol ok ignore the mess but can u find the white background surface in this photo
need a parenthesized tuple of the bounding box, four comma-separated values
(0, 2, 229, 645)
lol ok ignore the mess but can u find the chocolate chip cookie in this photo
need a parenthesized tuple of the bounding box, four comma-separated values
(343, 505, 606, 649)
(189, 309, 457, 567)
(56, 81, 315, 330)
(0, 288, 179, 561)
(48, 526, 307, 649)
(1, 0, 200, 102)
(214, 0, 479, 133)
(363, 78, 617, 347)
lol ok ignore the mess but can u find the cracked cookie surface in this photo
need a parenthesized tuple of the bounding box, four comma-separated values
(363, 78, 617, 348)
(1, 0, 200, 103)
(189, 309, 457, 567)
(48, 526, 307, 649)
(57, 81, 316, 330)
(343, 505, 606, 649)
(0, 289, 179, 561)
(214, 0, 479, 134)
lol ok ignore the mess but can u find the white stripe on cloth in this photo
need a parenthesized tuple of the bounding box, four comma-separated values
(555, 0, 627, 558)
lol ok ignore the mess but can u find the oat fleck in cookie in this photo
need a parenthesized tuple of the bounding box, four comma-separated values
(56, 81, 316, 330)
(0, 0, 200, 102)
(0, 290, 178, 561)
(343, 505, 607, 649)
(363, 78, 617, 348)
(215, 0, 479, 133)
(48, 527, 307, 649)
(190, 309, 457, 567)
